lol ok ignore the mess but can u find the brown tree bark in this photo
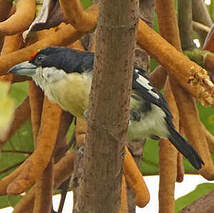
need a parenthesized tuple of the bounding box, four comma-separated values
(74, 0, 138, 212)
(127, 1, 155, 212)
(181, 190, 214, 213)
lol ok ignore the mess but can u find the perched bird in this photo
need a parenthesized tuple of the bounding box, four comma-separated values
(8, 46, 204, 170)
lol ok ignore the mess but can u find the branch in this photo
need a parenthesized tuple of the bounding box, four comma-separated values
(57, 177, 70, 213)
(193, 21, 210, 34)
(28, 81, 44, 144)
(7, 98, 62, 194)
(33, 159, 53, 213)
(192, 0, 212, 43)
(0, 31, 23, 82)
(158, 80, 178, 213)
(179, 93, 214, 180)
(13, 151, 75, 213)
(0, 23, 85, 75)
(59, 0, 98, 32)
(0, 3, 213, 107)
(155, 0, 214, 181)
(149, 65, 167, 90)
(137, 19, 214, 106)
(0, 0, 36, 36)
(1, 150, 32, 155)
(178, 0, 194, 50)
(0, 0, 12, 22)
(0, 0, 12, 51)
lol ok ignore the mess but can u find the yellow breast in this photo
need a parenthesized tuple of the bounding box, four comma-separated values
(48, 72, 92, 119)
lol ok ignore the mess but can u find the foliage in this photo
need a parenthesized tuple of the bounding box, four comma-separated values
(0, 82, 15, 141)
(0, 82, 31, 209)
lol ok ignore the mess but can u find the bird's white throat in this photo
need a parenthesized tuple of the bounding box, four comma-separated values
(32, 67, 67, 90)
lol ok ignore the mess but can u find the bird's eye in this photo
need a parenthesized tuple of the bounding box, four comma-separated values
(34, 55, 45, 65)
(37, 56, 43, 61)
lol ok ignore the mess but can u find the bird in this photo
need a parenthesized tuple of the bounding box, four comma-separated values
(8, 46, 204, 170)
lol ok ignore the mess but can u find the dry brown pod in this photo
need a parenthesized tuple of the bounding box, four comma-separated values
(0, 0, 36, 36)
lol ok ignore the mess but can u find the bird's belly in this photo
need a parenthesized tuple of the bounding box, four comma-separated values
(128, 105, 170, 141)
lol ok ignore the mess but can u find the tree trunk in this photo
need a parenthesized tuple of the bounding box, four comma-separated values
(74, 0, 138, 212)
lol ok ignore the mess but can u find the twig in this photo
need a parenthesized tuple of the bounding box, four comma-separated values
(59, 0, 98, 32)
(0, 0, 36, 36)
(57, 177, 71, 213)
(13, 151, 75, 213)
(193, 21, 210, 34)
(1, 150, 32, 155)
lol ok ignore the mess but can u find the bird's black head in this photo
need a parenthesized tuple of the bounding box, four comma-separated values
(8, 46, 94, 77)
(29, 46, 94, 73)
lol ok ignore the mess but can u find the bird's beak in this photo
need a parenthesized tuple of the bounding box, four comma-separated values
(8, 61, 37, 77)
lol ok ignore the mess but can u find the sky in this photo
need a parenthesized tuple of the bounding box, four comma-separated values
(1, 175, 213, 213)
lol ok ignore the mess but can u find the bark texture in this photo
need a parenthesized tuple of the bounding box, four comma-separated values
(74, 0, 138, 212)
(181, 190, 214, 213)
(127, 1, 155, 212)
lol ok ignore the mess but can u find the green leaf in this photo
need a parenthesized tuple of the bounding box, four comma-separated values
(80, 0, 92, 9)
(0, 195, 22, 209)
(0, 121, 33, 180)
(9, 82, 28, 106)
(0, 82, 31, 208)
(142, 139, 159, 175)
(0, 82, 15, 141)
(175, 183, 214, 212)
(197, 102, 214, 134)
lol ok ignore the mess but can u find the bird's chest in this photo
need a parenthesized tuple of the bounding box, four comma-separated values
(46, 74, 91, 118)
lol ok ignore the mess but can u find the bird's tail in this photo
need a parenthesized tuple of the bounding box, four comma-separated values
(167, 125, 204, 170)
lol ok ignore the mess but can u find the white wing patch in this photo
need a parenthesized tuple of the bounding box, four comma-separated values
(135, 69, 160, 99)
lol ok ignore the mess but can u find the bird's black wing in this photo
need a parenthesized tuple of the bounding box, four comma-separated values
(132, 68, 204, 170)
(132, 66, 173, 120)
